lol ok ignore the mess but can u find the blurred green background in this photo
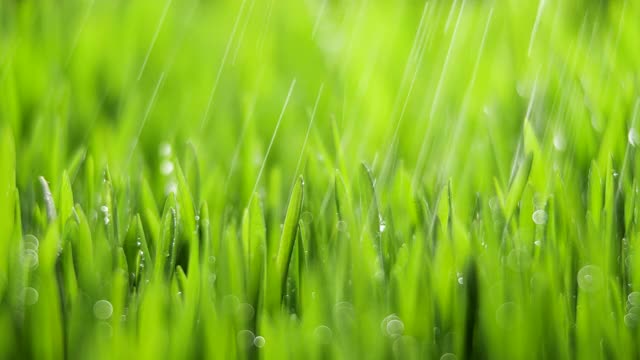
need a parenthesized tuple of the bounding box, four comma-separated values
(1, 0, 640, 359)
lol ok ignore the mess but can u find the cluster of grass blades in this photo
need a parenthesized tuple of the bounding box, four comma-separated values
(2, 0, 640, 359)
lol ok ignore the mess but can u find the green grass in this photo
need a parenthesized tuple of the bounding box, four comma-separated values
(1, 0, 640, 358)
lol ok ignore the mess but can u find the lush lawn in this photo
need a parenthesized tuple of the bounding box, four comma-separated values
(1, 0, 639, 358)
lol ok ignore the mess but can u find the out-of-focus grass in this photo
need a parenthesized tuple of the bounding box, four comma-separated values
(1, 0, 640, 359)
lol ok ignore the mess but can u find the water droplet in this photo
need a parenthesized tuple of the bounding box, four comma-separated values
(160, 160, 174, 175)
(23, 287, 39, 305)
(379, 217, 387, 233)
(23, 234, 39, 251)
(22, 249, 39, 270)
(93, 300, 113, 320)
(159, 142, 172, 157)
(440, 353, 457, 360)
(314, 325, 333, 344)
(381, 314, 400, 335)
(457, 272, 464, 285)
(237, 330, 255, 348)
(337, 221, 348, 233)
(629, 128, 640, 147)
(165, 181, 177, 195)
(628, 306, 640, 316)
(208, 256, 216, 264)
(254, 336, 266, 348)
(625, 313, 639, 328)
(534, 240, 542, 247)
(577, 265, 604, 292)
(386, 319, 405, 337)
(236, 303, 255, 322)
(629, 292, 640, 306)
(100, 205, 109, 213)
(553, 132, 566, 151)
(532, 210, 548, 225)
(301, 211, 314, 225)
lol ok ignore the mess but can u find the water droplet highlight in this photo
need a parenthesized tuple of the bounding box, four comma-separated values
(314, 325, 333, 344)
(254, 336, 266, 348)
(577, 265, 604, 292)
(629, 128, 640, 147)
(93, 300, 114, 320)
(532, 209, 548, 225)
(23, 287, 39, 305)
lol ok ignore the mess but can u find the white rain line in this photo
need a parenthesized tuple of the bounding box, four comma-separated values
(256, 0, 275, 55)
(441, 7, 494, 176)
(137, 0, 173, 81)
(200, 0, 248, 130)
(222, 94, 258, 195)
(126, 72, 166, 165)
(231, 0, 257, 66)
(412, 0, 466, 189)
(506, 67, 540, 186)
(338, 0, 371, 160)
(429, 0, 466, 120)
(311, 0, 328, 39)
(222, 67, 267, 195)
(444, 0, 459, 32)
(379, 2, 432, 181)
(461, 7, 494, 113)
(246, 79, 297, 207)
(65, 0, 96, 67)
(527, 0, 546, 57)
(290, 83, 325, 192)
